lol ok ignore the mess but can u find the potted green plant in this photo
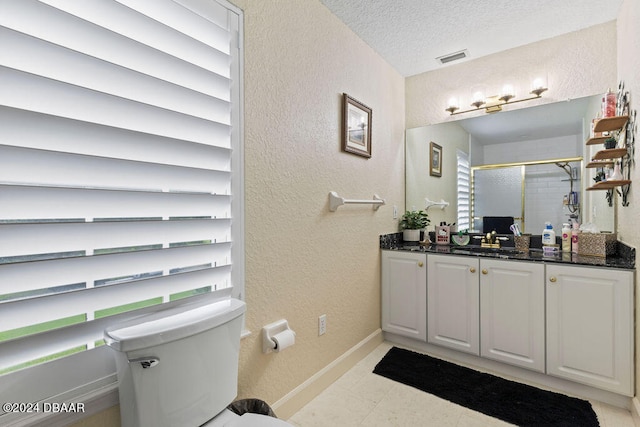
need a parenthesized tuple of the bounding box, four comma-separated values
(399, 210, 430, 242)
(604, 137, 617, 149)
(594, 170, 606, 183)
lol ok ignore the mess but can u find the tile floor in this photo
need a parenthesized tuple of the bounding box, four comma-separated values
(288, 342, 635, 427)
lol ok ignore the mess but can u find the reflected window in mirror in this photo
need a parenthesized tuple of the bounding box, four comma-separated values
(457, 149, 470, 231)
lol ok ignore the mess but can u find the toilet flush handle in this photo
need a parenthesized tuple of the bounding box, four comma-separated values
(128, 357, 160, 369)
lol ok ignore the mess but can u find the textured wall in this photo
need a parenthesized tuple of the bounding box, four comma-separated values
(616, 0, 640, 400)
(406, 22, 617, 129)
(229, 0, 405, 406)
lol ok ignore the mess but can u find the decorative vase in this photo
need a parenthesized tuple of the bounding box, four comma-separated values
(403, 229, 420, 242)
(610, 161, 623, 181)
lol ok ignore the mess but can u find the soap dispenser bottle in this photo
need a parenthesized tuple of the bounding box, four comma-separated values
(571, 222, 580, 254)
(542, 222, 555, 247)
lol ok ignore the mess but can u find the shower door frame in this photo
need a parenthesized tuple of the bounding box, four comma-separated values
(470, 156, 583, 233)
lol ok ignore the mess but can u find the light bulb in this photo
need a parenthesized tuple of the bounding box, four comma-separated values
(471, 91, 485, 108)
(500, 84, 515, 102)
(532, 78, 545, 90)
(445, 97, 460, 114)
(530, 77, 548, 96)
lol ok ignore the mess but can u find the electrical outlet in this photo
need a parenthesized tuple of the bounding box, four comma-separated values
(318, 314, 327, 336)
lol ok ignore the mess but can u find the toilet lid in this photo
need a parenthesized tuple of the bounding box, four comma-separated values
(225, 413, 293, 427)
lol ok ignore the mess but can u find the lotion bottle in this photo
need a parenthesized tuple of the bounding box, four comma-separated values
(542, 222, 555, 246)
(571, 222, 579, 254)
(561, 223, 571, 252)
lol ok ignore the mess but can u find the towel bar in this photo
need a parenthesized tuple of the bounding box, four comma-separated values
(425, 198, 449, 210)
(329, 191, 385, 212)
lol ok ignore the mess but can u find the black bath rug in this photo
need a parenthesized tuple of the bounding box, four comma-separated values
(373, 347, 599, 426)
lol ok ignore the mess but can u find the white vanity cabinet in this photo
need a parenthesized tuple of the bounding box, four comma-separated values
(427, 254, 480, 355)
(427, 255, 545, 369)
(382, 247, 635, 397)
(381, 250, 427, 341)
(480, 259, 545, 372)
(546, 264, 634, 396)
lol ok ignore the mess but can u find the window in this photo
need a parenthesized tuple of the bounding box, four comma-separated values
(0, 0, 243, 417)
(456, 149, 470, 231)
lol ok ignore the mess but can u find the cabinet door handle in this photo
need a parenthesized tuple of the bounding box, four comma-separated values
(549, 276, 557, 283)
(418, 261, 424, 267)
(482, 269, 488, 275)
(469, 267, 476, 273)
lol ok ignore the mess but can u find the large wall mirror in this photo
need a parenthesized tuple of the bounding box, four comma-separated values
(406, 94, 616, 234)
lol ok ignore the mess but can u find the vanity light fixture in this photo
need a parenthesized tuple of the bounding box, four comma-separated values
(446, 79, 548, 115)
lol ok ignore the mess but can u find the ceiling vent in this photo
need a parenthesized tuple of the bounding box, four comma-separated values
(437, 49, 469, 65)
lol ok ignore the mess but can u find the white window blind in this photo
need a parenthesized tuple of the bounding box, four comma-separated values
(457, 149, 470, 231)
(0, 0, 242, 381)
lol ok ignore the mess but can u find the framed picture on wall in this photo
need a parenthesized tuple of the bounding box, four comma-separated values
(430, 142, 442, 177)
(342, 94, 372, 158)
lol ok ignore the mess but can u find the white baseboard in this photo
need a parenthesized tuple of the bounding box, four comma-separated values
(271, 329, 384, 420)
(631, 397, 640, 426)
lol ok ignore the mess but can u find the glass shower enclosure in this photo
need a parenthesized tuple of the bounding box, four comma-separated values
(472, 158, 582, 234)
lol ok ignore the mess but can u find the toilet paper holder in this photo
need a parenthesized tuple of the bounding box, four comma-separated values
(262, 319, 295, 353)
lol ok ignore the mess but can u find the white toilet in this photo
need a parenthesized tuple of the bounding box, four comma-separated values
(104, 297, 293, 427)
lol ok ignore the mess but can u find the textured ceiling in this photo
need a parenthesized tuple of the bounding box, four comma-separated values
(320, 0, 623, 77)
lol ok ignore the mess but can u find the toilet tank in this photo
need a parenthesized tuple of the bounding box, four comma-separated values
(105, 297, 246, 427)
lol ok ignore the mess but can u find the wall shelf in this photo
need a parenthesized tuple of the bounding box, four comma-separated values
(586, 180, 632, 191)
(586, 136, 609, 145)
(584, 88, 633, 205)
(593, 115, 629, 132)
(591, 147, 628, 160)
(586, 160, 614, 168)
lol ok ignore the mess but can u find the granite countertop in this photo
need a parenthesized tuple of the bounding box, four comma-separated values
(380, 233, 635, 270)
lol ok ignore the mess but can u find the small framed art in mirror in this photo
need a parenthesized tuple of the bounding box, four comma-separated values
(430, 141, 442, 177)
